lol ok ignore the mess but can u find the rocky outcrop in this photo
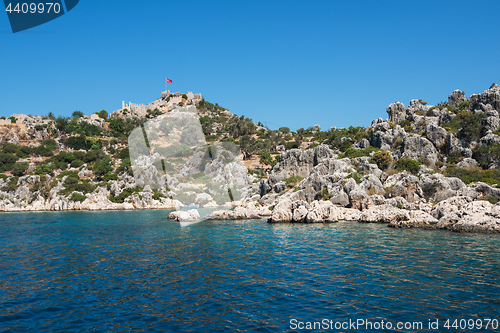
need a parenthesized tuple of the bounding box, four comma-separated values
(425, 124, 447, 148)
(418, 173, 465, 202)
(434, 200, 500, 233)
(205, 200, 272, 220)
(168, 209, 200, 222)
(401, 135, 439, 166)
(469, 83, 500, 112)
(386, 102, 406, 124)
(268, 199, 361, 223)
(448, 90, 466, 110)
(271, 144, 335, 181)
(455, 158, 478, 169)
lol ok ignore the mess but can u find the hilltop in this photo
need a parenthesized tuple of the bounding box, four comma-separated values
(1, 84, 500, 233)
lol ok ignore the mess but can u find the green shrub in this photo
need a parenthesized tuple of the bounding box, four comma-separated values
(441, 111, 487, 143)
(396, 158, 421, 174)
(93, 156, 113, 177)
(72, 111, 84, 118)
(2, 143, 21, 155)
(370, 150, 392, 169)
(259, 150, 277, 167)
(0, 152, 17, 172)
(152, 191, 166, 200)
(12, 162, 28, 177)
(223, 115, 256, 139)
(398, 119, 412, 128)
(346, 172, 363, 184)
(109, 186, 142, 203)
(117, 148, 130, 160)
(35, 163, 56, 175)
(103, 173, 118, 181)
(95, 110, 108, 120)
(285, 141, 300, 150)
(338, 140, 353, 152)
(17, 146, 32, 158)
(59, 178, 95, 196)
(32, 145, 54, 157)
(478, 196, 499, 204)
(318, 188, 332, 200)
(116, 158, 131, 174)
(283, 175, 304, 188)
(447, 151, 464, 165)
(41, 139, 57, 151)
(70, 160, 84, 168)
(457, 100, 470, 110)
(64, 176, 79, 186)
(69, 192, 87, 202)
(325, 126, 369, 150)
(2, 176, 19, 192)
(66, 136, 92, 150)
(473, 143, 500, 169)
(340, 146, 379, 159)
(396, 203, 403, 209)
(445, 166, 500, 186)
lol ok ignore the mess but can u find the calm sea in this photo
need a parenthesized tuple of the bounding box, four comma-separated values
(0, 210, 499, 332)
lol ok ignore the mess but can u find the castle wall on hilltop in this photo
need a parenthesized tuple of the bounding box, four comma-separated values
(112, 91, 202, 119)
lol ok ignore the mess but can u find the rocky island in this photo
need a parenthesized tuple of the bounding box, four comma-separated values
(1, 84, 500, 233)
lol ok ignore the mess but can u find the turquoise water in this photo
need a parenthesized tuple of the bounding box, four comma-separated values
(0, 211, 499, 332)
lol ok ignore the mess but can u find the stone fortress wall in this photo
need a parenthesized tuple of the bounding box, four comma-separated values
(112, 91, 203, 119)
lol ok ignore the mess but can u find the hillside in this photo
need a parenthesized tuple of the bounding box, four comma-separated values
(1, 84, 500, 232)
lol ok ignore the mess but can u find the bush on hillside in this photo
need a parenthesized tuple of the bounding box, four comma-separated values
(93, 156, 113, 177)
(341, 146, 379, 159)
(445, 166, 500, 186)
(0, 153, 17, 172)
(371, 150, 392, 170)
(396, 157, 421, 174)
(11, 162, 28, 177)
(69, 192, 87, 202)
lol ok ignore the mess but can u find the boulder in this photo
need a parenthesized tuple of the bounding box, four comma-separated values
(305, 200, 334, 222)
(401, 135, 439, 166)
(389, 174, 423, 202)
(273, 181, 286, 194)
(438, 108, 456, 125)
(418, 173, 465, 202)
(481, 116, 500, 133)
(386, 102, 406, 124)
(269, 199, 293, 222)
(388, 210, 439, 228)
(469, 83, 500, 112)
(168, 209, 200, 222)
(457, 182, 500, 201)
(425, 124, 447, 148)
(359, 204, 408, 223)
(455, 158, 478, 169)
(431, 196, 472, 219)
(293, 205, 309, 222)
(369, 129, 393, 150)
(448, 90, 466, 110)
(436, 200, 500, 233)
(329, 186, 349, 206)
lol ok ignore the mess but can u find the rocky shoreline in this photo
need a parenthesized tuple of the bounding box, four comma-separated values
(2, 84, 500, 234)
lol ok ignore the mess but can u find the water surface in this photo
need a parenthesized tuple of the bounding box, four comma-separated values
(0, 211, 499, 332)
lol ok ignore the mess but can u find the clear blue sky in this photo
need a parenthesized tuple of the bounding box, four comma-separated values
(1, 0, 499, 130)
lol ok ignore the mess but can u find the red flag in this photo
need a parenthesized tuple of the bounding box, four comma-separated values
(166, 78, 172, 83)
